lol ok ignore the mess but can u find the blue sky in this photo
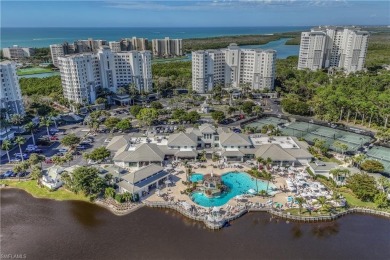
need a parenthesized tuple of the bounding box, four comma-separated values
(2, 1, 389, 27)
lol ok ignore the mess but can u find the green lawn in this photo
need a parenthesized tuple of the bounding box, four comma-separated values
(17, 67, 53, 76)
(339, 191, 376, 208)
(152, 57, 189, 64)
(0, 180, 89, 202)
(318, 156, 343, 164)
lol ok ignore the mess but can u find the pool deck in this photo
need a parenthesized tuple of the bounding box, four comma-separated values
(144, 163, 292, 208)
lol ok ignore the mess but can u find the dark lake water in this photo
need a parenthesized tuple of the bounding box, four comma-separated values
(1, 189, 390, 260)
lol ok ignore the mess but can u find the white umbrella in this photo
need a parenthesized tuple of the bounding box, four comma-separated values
(235, 195, 244, 200)
(181, 202, 192, 210)
(248, 189, 256, 194)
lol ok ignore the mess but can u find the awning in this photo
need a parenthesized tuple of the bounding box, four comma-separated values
(175, 150, 198, 158)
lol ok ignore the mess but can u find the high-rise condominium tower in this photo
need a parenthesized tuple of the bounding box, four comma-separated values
(298, 26, 369, 73)
(0, 61, 25, 118)
(192, 44, 276, 93)
(58, 47, 152, 105)
(152, 37, 183, 57)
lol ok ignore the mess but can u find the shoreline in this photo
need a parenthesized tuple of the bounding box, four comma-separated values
(2, 185, 390, 229)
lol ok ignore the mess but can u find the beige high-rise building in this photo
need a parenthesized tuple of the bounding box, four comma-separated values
(298, 26, 369, 73)
(152, 37, 183, 57)
(2, 46, 35, 60)
(109, 41, 121, 52)
(192, 44, 276, 93)
(119, 37, 148, 51)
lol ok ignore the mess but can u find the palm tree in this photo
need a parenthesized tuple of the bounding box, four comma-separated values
(49, 111, 59, 128)
(266, 157, 273, 170)
(52, 156, 65, 166)
(28, 153, 45, 168)
(252, 169, 261, 193)
(295, 197, 305, 214)
(83, 152, 90, 165)
(263, 171, 273, 194)
(104, 187, 116, 199)
(352, 154, 366, 169)
(258, 189, 267, 198)
(0, 119, 11, 139)
(10, 114, 23, 133)
(128, 83, 138, 105)
(104, 173, 113, 185)
(122, 192, 132, 202)
(316, 196, 329, 213)
(24, 122, 36, 145)
(1, 139, 12, 163)
(177, 125, 186, 133)
(256, 156, 265, 170)
(64, 152, 73, 166)
(15, 136, 26, 162)
(40, 117, 52, 136)
(30, 165, 43, 184)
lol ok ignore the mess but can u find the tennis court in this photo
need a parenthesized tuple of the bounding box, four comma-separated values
(366, 146, 390, 162)
(284, 124, 373, 152)
(246, 117, 288, 130)
(366, 146, 390, 174)
(285, 122, 319, 132)
(247, 117, 373, 152)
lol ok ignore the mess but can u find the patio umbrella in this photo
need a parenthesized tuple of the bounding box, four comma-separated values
(248, 189, 256, 194)
(212, 206, 220, 213)
(181, 202, 192, 210)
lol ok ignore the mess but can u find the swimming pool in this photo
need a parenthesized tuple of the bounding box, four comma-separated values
(189, 173, 204, 183)
(190, 172, 276, 207)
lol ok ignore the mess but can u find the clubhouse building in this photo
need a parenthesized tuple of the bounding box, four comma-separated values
(107, 124, 313, 168)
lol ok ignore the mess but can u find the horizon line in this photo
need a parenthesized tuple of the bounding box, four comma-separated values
(2, 25, 388, 29)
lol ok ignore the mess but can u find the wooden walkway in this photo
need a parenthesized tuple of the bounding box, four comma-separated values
(144, 201, 390, 230)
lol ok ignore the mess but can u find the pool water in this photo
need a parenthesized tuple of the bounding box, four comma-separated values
(189, 174, 204, 183)
(190, 172, 276, 207)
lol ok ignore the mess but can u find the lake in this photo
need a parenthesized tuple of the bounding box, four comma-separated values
(1, 189, 389, 260)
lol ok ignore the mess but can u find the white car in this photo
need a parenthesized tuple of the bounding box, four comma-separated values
(58, 148, 68, 153)
(25, 147, 36, 152)
(27, 144, 38, 149)
(104, 138, 112, 143)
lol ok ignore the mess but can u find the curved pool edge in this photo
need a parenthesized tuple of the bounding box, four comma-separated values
(189, 171, 277, 207)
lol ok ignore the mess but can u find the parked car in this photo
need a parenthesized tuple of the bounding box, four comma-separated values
(18, 172, 28, 177)
(50, 136, 59, 141)
(4, 170, 16, 177)
(104, 138, 112, 143)
(9, 158, 21, 163)
(15, 153, 29, 159)
(50, 128, 59, 132)
(82, 139, 93, 144)
(25, 147, 36, 153)
(76, 145, 87, 150)
(27, 144, 38, 149)
(58, 148, 68, 153)
(45, 158, 53, 164)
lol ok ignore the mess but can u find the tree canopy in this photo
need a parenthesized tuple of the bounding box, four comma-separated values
(61, 134, 81, 148)
(87, 147, 111, 163)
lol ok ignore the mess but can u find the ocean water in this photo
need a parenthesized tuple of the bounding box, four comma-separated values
(1, 26, 309, 48)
